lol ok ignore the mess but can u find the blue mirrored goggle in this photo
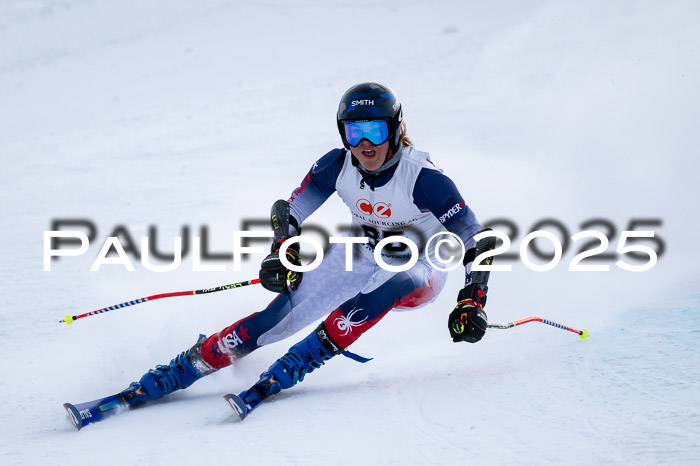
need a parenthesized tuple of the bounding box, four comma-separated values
(343, 120, 389, 147)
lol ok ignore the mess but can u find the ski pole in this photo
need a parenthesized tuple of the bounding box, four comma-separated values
(488, 317, 589, 339)
(59, 278, 261, 325)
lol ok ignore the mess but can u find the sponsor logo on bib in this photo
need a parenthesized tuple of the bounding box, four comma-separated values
(356, 199, 392, 218)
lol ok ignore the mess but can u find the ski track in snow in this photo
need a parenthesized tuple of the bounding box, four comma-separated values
(2, 0, 700, 464)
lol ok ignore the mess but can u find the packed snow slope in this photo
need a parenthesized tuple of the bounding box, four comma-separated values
(1, 1, 699, 464)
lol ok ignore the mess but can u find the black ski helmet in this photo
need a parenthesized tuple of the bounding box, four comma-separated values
(337, 82, 403, 153)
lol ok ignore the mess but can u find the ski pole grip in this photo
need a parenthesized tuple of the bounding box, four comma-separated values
(270, 199, 292, 246)
(471, 228, 496, 286)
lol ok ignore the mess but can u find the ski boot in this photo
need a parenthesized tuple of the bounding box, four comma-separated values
(121, 334, 217, 405)
(226, 323, 342, 418)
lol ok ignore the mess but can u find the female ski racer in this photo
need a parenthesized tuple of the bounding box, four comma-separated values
(119, 82, 492, 416)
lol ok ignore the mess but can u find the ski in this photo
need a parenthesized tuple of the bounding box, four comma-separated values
(63, 393, 130, 430)
(223, 393, 250, 420)
(223, 385, 267, 420)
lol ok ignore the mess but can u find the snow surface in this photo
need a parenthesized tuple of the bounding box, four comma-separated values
(1, 0, 699, 464)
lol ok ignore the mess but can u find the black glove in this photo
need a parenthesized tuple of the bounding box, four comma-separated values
(259, 239, 302, 294)
(449, 284, 488, 343)
(449, 300, 487, 343)
(457, 283, 488, 307)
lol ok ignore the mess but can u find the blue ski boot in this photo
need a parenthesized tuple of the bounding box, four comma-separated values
(226, 323, 342, 418)
(121, 334, 217, 405)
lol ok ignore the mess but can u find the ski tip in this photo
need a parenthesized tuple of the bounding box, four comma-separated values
(63, 403, 83, 430)
(223, 394, 249, 421)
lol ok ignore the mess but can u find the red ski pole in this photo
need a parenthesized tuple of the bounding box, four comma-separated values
(488, 316, 589, 339)
(59, 279, 261, 325)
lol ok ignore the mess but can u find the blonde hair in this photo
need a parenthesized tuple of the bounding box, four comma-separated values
(398, 120, 414, 148)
